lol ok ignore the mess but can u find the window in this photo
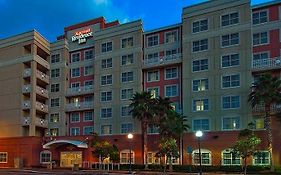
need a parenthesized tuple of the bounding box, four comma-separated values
(148, 124, 159, 134)
(254, 118, 265, 129)
(121, 105, 131, 117)
(71, 53, 80, 63)
(165, 67, 178, 80)
(253, 11, 268, 25)
(50, 128, 59, 136)
(165, 85, 178, 97)
(121, 88, 133, 100)
(101, 108, 112, 118)
(84, 80, 93, 90)
(222, 53, 240, 68)
(147, 35, 159, 47)
(71, 127, 80, 136)
(40, 151, 51, 164)
(253, 32, 268, 46)
(50, 98, 59, 107)
(84, 96, 93, 103)
(192, 19, 208, 33)
(165, 30, 177, 43)
(84, 126, 94, 135)
(51, 83, 60, 92)
(121, 54, 134, 66)
(221, 33, 239, 47)
(147, 70, 159, 82)
(71, 68, 80, 77)
(166, 49, 177, 59)
(84, 111, 93, 121)
(101, 74, 112, 85)
(192, 39, 208, 52)
(121, 71, 133, 83)
(84, 65, 93, 76)
(253, 151, 270, 165)
(192, 78, 209, 92)
(101, 91, 112, 102)
(84, 50, 93, 60)
(120, 150, 134, 164)
(147, 152, 160, 164)
(193, 99, 209, 111)
(101, 125, 112, 135)
(101, 58, 112, 69)
(122, 37, 133, 48)
(50, 113, 59, 123)
(71, 113, 80, 123)
(192, 59, 208, 72)
(193, 119, 210, 131)
(193, 149, 211, 165)
(145, 52, 159, 64)
(221, 12, 239, 26)
(121, 123, 133, 134)
(222, 95, 240, 109)
(101, 42, 113, 52)
(253, 52, 269, 68)
(147, 87, 160, 98)
(222, 74, 240, 88)
(51, 68, 60, 78)
(51, 54, 60, 63)
(222, 117, 240, 130)
(222, 149, 241, 165)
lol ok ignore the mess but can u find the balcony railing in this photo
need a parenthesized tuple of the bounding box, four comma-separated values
(22, 117, 31, 126)
(66, 85, 94, 97)
(143, 53, 182, 67)
(36, 86, 48, 98)
(252, 57, 281, 71)
(22, 116, 48, 128)
(22, 84, 31, 94)
(252, 104, 281, 113)
(36, 101, 48, 113)
(22, 100, 31, 110)
(23, 68, 31, 78)
(36, 70, 49, 84)
(65, 101, 94, 112)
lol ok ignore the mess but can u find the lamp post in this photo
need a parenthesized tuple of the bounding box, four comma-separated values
(195, 130, 203, 175)
(127, 133, 133, 174)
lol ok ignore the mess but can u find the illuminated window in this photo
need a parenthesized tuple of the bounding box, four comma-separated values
(254, 118, 265, 129)
(253, 151, 270, 165)
(50, 128, 59, 136)
(222, 117, 240, 130)
(147, 152, 160, 164)
(101, 125, 112, 135)
(120, 150, 134, 164)
(192, 149, 211, 165)
(222, 149, 241, 165)
(193, 99, 209, 111)
(192, 78, 209, 92)
(147, 87, 160, 98)
(40, 151, 51, 164)
(50, 113, 59, 123)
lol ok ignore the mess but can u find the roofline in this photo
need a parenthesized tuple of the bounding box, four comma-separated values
(144, 23, 182, 35)
(182, 0, 210, 11)
(251, 0, 281, 10)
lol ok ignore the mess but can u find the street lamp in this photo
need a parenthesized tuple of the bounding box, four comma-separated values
(127, 133, 133, 174)
(195, 130, 203, 175)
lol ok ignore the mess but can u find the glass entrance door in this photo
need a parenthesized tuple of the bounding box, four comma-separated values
(60, 151, 82, 167)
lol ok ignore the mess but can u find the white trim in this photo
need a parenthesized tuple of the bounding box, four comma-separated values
(253, 150, 270, 166)
(101, 41, 113, 53)
(192, 149, 212, 165)
(50, 53, 61, 64)
(164, 67, 178, 80)
(70, 127, 80, 136)
(40, 150, 52, 164)
(146, 69, 160, 82)
(70, 112, 80, 123)
(191, 58, 209, 73)
(120, 149, 135, 164)
(121, 71, 134, 83)
(100, 91, 113, 102)
(100, 107, 113, 119)
(192, 78, 209, 92)
(252, 9, 269, 26)
(101, 58, 113, 69)
(221, 95, 241, 110)
(43, 140, 88, 149)
(100, 74, 113, 86)
(146, 34, 160, 48)
(83, 111, 94, 122)
(221, 73, 240, 89)
(192, 18, 209, 34)
(192, 98, 210, 112)
(221, 149, 241, 166)
(0, 152, 8, 163)
(220, 32, 240, 48)
(121, 36, 134, 49)
(164, 84, 179, 97)
(220, 11, 240, 28)
(71, 67, 81, 78)
(191, 38, 208, 53)
(221, 53, 240, 68)
(164, 30, 178, 44)
(252, 31, 270, 46)
(120, 88, 134, 101)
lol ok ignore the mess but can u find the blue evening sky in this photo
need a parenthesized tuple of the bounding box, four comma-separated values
(0, 0, 275, 42)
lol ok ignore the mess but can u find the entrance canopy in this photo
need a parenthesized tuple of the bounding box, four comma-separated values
(43, 139, 88, 149)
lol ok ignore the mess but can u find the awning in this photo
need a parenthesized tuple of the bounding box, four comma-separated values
(43, 139, 88, 149)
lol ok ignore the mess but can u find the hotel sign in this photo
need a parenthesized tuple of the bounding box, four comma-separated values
(71, 28, 92, 44)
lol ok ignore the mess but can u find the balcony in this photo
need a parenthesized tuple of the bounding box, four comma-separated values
(22, 117, 31, 126)
(22, 116, 48, 128)
(22, 84, 31, 94)
(66, 85, 94, 97)
(23, 68, 31, 78)
(252, 104, 281, 113)
(36, 70, 49, 84)
(36, 101, 48, 113)
(36, 86, 48, 98)
(252, 57, 281, 71)
(65, 101, 94, 112)
(22, 101, 31, 110)
(143, 53, 182, 69)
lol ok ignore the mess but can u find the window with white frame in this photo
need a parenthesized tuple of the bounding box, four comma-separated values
(222, 149, 241, 165)
(193, 99, 209, 111)
(193, 119, 210, 131)
(146, 52, 159, 64)
(84, 80, 93, 90)
(222, 116, 240, 130)
(101, 125, 112, 135)
(121, 54, 134, 66)
(253, 32, 268, 46)
(121, 123, 133, 134)
(101, 58, 112, 69)
(51, 54, 60, 63)
(71, 68, 80, 77)
(121, 88, 133, 100)
(83, 126, 94, 135)
(222, 95, 240, 109)
(101, 108, 112, 118)
(101, 91, 112, 102)
(221, 33, 239, 47)
(252, 11, 268, 25)
(0, 152, 7, 163)
(193, 149, 211, 165)
(70, 112, 80, 123)
(192, 39, 208, 52)
(50, 113, 59, 123)
(120, 150, 134, 164)
(71, 52, 80, 62)
(192, 19, 208, 33)
(147, 70, 159, 82)
(192, 59, 208, 72)
(147, 152, 160, 164)
(147, 124, 159, 134)
(50, 98, 59, 107)
(121, 71, 133, 83)
(84, 65, 93, 76)
(101, 74, 112, 85)
(165, 85, 178, 97)
(192, 78, 209, 92)
(101, 42, 113, 52)
(51, 68, 60, 78)
(51, 83, 60, 92)
(121, 105, 131, 117)
(253, 151, 270, 165)
(147, 87, 160, 98)
(222, 74, 240, 88)
(147, 35, 159, 47)
(40, 151, 51, 164)
(84, 111, 93, 121)
(165, 30, 177, 43)
(70, 127, 80, 136)
(221, 53, 240, 68)
(84, 50, 93, 60)
(165, 67, 178, 80)
(122, 37, 133, 48)
(50, 128, 59, 136)
(221, 12, 239, 26)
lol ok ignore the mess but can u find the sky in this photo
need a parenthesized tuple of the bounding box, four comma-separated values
(0, 0, 275, 42)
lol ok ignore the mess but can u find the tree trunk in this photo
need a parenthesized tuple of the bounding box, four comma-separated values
(264, 106, 274, 172)
(243, 157, 247, 175)
(179, 136, 183, 165)
(168, 156, 173, 172)
(143, 122, 149, 170)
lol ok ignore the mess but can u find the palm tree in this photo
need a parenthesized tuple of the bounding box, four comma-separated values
(129, 91, 156, 169)
(248, 73, 281, 171)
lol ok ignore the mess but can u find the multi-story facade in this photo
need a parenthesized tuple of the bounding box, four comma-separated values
(0, 0, 280, 169)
